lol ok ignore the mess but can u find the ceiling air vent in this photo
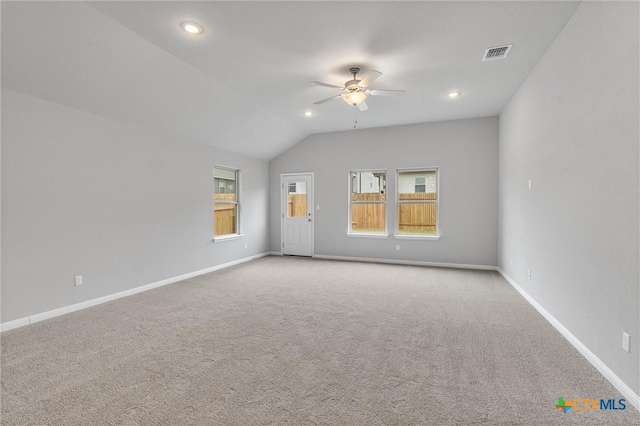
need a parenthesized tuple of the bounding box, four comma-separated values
(482, 45, 512, 61)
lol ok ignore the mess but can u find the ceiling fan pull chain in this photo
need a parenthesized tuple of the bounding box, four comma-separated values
(353, 109, 358, 129)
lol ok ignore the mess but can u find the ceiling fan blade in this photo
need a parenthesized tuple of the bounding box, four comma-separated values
(310, 81, 343, 89)
(314, 94, 343, 105)
(358, 101, 369, 112)
(367, 89, 407, 96)
(359, 70, 382, 88)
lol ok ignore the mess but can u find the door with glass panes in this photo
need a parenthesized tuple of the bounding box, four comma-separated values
(281, 174, 313, 256)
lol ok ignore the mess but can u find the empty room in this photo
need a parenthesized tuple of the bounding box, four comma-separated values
(1, 1, 638, 424)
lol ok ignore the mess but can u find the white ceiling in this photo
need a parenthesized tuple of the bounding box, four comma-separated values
(2, 1, 579, 160)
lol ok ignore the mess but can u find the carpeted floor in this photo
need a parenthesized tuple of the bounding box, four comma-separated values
(1, 256, 638, 425)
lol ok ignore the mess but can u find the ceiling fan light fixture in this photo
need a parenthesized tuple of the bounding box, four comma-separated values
(343, 91, 366, 106)
(312, 67, 404, 111)
(180, 21, 204, 35)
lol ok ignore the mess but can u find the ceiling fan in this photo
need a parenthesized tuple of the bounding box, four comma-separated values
(311, 67, 406, 111)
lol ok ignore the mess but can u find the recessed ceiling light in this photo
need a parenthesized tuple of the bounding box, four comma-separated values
(180, 21, 204, 35)
(448, 91, 461, 98)
(304, 111, 313, 117)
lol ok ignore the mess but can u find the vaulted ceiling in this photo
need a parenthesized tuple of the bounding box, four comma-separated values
(2, 2, 579, 160)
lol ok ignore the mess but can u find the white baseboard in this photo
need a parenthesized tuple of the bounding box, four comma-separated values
(497, 268, 640, 412)
(313, 254, 498, 271)
(0, 317, 30, 332)
(1, 252, 270, 333)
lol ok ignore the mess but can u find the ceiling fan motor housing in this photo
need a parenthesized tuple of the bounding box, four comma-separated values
(345, 79, 362, 92)
(346, 67, 363, 92)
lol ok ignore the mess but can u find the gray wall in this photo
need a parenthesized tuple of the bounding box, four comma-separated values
(498, 2, 639, 393)
(270, 117, 499, 266)
(1, 90, 269, 323)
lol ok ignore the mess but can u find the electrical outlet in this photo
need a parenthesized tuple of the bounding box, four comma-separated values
(396, 245, 400, 251)
(74, 275, 83, 286)
(528, 179, 532, 190)
(622, 332, 630, 353)
(244, 243, 248, 249)
(527, 269, 531, 280)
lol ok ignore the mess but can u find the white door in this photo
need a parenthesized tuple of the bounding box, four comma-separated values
(282, 173, 313, 256)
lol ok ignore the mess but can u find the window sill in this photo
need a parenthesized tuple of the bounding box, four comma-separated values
(394, 234, 440, 241)
(212, 234, 245, 242)
(347, 232, 389, 239)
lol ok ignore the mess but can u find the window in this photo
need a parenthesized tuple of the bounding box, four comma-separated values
(397, 169, 438, 236)
(349, 171, 386, 235)
(287, 180, 307, 218)
(214, 167, 239, 237)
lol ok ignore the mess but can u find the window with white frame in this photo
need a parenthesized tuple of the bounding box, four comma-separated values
(349, 171, 386, 234)
(214, 167, 239, 237)
(397, 169, 438, 236)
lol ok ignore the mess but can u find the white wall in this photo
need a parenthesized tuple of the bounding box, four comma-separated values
(1, 90, 269, 323)
(499, 2, 639, 394)
(270, 117, 499, 267)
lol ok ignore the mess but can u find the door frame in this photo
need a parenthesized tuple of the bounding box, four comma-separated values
(280, 172, 314, 256)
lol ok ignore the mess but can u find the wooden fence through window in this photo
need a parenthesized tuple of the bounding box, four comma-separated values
(351, 192, 436, 233)
(214, 191, 436, 235)
(214, 194, 237, 236)
(287, 194, 308, 218)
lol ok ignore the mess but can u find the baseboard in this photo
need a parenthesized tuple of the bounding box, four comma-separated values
(0, 317, 30, 332)
(1, 252, 270, 333)
(313, 254, 498, 271)
(497, 268, 640, 412)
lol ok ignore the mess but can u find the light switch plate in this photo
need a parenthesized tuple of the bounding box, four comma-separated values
(622, 332, 630, 352)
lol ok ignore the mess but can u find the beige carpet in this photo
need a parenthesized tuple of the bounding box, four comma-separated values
(1, 256, 638, 425)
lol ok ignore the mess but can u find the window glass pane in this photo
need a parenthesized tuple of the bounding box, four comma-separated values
(214, 168, 237, 201)
(287, 181, 307, 218)
(214, 203, 237, 236)
(397, 169, 438, 236)
(214, 167, 238, 237)
(399, 171, 436, 200)
(397, 203, 437, 235)
(288, 181, 306, 195)
(351, 204, 386, 233)
(351, 172, 386, 202)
